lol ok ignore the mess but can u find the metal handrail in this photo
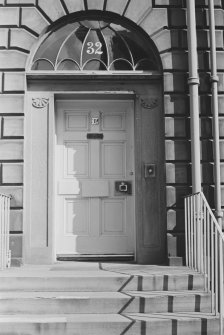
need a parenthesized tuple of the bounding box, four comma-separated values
(0, 194, 11, 270)
(185, 192, 224, 334)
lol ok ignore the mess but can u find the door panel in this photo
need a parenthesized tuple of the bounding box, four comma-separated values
(55, 100, 135, 255)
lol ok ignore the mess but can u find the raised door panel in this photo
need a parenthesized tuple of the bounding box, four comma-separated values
(64, 141, 89, 178)
(101, 142, 126, 178)
(64, 198, 90, 236)
(101, 199, 126, 235)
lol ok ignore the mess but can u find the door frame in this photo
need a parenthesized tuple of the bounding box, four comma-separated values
(24, 75, 166, 264)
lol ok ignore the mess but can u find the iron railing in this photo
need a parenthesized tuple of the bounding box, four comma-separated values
(185, 192, 224, 334)
(0, 194, 11, 270)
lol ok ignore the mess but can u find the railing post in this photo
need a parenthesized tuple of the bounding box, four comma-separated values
(0, 194, 11, 270)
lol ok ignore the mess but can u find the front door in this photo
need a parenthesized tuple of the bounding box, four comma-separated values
(55, 99, 135, 256)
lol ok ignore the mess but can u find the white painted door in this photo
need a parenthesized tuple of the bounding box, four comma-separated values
(55, 100, 135, 255)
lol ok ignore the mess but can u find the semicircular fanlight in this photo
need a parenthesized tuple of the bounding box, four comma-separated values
(31, 17, 160, 73)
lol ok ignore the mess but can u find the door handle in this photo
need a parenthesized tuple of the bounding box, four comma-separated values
(119, 182, 128, 192)
(115, 181, 132, 195)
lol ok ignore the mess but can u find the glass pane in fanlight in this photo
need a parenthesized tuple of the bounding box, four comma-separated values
(56, 24, 86, 67)
(109, 59, 133, 71)
(135, 59, 157, 71)
(103, 26, 133, 67)
(32, 23, 79, 67)
(83, 59, 107, 71)
(32, 59, 54, 70)
(81, 29, 107, 67)
(119, 30, 159, 70)
(57, 60, 80, 70)
(80, 20, 109, 30)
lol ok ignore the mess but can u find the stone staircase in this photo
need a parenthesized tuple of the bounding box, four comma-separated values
(0, 262, 221, 334)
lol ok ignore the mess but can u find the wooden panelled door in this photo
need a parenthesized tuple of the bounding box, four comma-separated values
(55, 100, 135, 256)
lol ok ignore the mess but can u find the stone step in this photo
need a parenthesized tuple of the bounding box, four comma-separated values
(0, 291, 211, 314)
(0, 271, 205, 292)
(0, 313, 219, 335)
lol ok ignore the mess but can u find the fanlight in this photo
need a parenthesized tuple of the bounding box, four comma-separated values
(31, 19, 159, 72)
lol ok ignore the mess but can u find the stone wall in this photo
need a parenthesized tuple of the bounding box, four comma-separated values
(0, 0, 223, 264)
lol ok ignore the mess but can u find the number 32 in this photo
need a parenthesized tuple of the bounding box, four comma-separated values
(86, 42, 103, 55)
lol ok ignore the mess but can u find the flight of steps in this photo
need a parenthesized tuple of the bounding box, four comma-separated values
(0, 263, 221, 335)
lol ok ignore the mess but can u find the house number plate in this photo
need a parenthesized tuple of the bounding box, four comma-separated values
(92, 117, 99, 125)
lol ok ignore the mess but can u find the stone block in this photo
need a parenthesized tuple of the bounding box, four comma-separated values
(125, 0, 152, 25)
(197, 30, 223, 49)
(195, 9, 205, 26)
(220, 163, 224, 182)
(220, 122, 224, 145)
(199, 72, 211, 93)
(201, 117, 212, 138)
(10, 29, 37, 51)
(0, 73, 2, 93)
(168, 257, 184, 266)
(219, 96, 224, 114)
(106, 0, 128, 15)
(153, 29, 172, 52)
(218, 74, 224, 92)
(0, 50, 27, 69)
(201, 139, 213, 161)
(205, 8, 224, 26)
(162, 51, 188, 71)
(165, 117, 188, 137)
(200, 95, 211, 116)
(166, 186, 190, 208)
(167, 209, 185, 232)
(165, 140, 191, 161)
(10, 209, 23, 232)
(38, 0, 66, 21)
(0, 29, 8, 48)
(2, 163, 23, 184)
(4, 72, 25, 92)
(216, 51, 224, 70)
(198, 0, 222, 6)
(0, 186, 23, 207)
(7, 0, 36, 3)
(0, 140, 23, 160)
(154, 0, 183, 5)
(202, 162, 214, 184)
(9, 234, 22, 257)
(161, 53, 172, 71)
(164, 72, 188, 93)
(87, 0, 104, 10)
(21, 8, 49, 35)
(3, 116, 24, 137)
(166, 163, 190, 184)
(168, 8, 186, 27)
(0, 94, 24, 114)
(167, 233, 185, 258)
(164, 95, 189, 115)
(141, 8, 168, 36)
(63, 0, 84, 13)
(0, 7, 19, 26)
(220, 140, 224, 160)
